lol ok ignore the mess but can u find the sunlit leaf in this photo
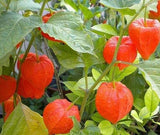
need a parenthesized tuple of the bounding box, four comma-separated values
(1, 103, 48, 135)
(131, 110, 143, 123)
(0, 12, 41, 75)
(98, 120, 114, 135)
(139, 59, 160, 98)
(41, 11, 94, 55)
(144, 88, 159, 113)
(9, 0, 41, 11)
(100, 0, 140, 9)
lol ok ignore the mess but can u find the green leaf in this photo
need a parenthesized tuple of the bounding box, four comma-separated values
(134, 97, 145, 111)
(79, 4, 94, 20)
(148, 130, 158, 135)
(66, 93, 83, 105)
(9, 0, 41, 11)
(2, 56, 15, 76)
(0, 0, 6, 12)
(122, 69, 149, 98)
(62, 0, 78, 12)
(91, 24, 117, 38)
(91, 112, 105, 123)
(49, 32, 105, 70)
(76, 77, 98, 90)
(109, 64, 137, 82)
(84, 120, 97, 127)
(139, 107, 150, 120)
(41, 11, 94, 55)
(1, 103, 48, 135)
(131, 110, 143, 123)
(0, 12, 41, 75)
(126, 0, 158, 23)
(144, 88, 159, 113)
(92, 68, 108, 81)
(118, 8, 136, 16)
(100, 0, 141, 9)
(139, 59, 160, 98)
(98, 120, 114, 135)
(82, 126, 100, 135)
(70, 116, 81, 134)
(63, 81, 85, 97)
(49, 44, 83, 69)
(46, 95, 60, 103)
(118, 128, 130, 135)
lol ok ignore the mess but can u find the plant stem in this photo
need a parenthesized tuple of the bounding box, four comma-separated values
(80, 12, 125, 120)
(39, 0, 48, 16)
(143, 0, 147, 26)
(6, 0, 11, 11)
(0, 1, 7, 8)
(67, 96, 80, 111)
(80, 62, 115, 118)
(13, 33, 36, 107)
(125, 0, 155, 30)
(44, 40, 64, 99)
(84, 67, 88, 92)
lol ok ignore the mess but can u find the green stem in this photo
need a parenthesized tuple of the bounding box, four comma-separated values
(116, 60, 139, 68)
(13, 33, 36, 107)
(80, 13, 126, 119)
(20, 34, 36, 64)
(12, 41, 24, 77)
(112, 15, 125, 61)
(0, 1, 7, 8)
(84, 67, 88, 92)
(67, 96, 80, 111)
(143, 0, 147, 26)
(13, 93, 18, 107)
(44, 39, 64, 99)
(80, 62, 115, 118)
(125, 0, 155, 30)
(39, 0, 48, 16)
(6, 0, 11, 11)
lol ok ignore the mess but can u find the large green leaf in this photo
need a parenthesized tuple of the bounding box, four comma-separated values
(126, 0, 158, 23)
(0, 0, 6, 12)
(0, 12, 41, 75)
(108, 64, 137, 82)
(144, 88, 159, 113)
(79, 4, 94, 21)
(49, 32, 105, 70)
(91, 24, 117, 38)
(41, 11, 94, 55)
(61, 0, 78, 12)
(139, 59, 160, 98)
(1, 103, 48, 135)
(100, 0, 140, 9)
(9, 0, 41, 11)
(100, 0, 140, 16)
(98, 120, 114, 135)
(122, 70, 149, 98)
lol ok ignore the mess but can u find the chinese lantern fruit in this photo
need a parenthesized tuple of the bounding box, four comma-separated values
(18, 76, 44, 99)
(40, 13, 63, 43)
(129, 18, 160, 60)
(149, 1, 160, 20)
(17, 52, 54, 99)
(4, 95, 21, 121)
(95, 82, 133, 124)
(0, 75, 16, 103)
(43, 99, 80, 134)
(103, 36, 137, 70)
